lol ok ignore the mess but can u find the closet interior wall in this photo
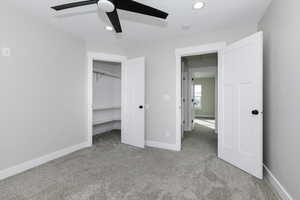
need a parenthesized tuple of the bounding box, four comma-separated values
(93, 60, 121, 135)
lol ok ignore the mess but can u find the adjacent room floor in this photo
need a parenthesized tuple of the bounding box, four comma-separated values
(0, 127, 278, 200)
(194, 117, 216, 130)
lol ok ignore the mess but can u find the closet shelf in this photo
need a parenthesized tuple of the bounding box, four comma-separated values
(93, 70, 121, 79)
(93, 106, 121, 111)
(93, 118, 121, 126)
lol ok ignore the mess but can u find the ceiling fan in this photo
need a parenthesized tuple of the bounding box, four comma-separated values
(51, 0, 168, 33)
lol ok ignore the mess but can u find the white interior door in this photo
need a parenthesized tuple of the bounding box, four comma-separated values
(191, 80, 195, 129)
(122, 57, 145, 148)
(187, 70, 194, 131)
(219, 32, 263, 179)
(181, 72, 185, 138)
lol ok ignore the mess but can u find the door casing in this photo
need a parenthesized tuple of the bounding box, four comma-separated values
(175, 42, 226, 151)
(87, 52, 127, 146)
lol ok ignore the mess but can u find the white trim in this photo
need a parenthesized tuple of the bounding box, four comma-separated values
(0, 141, 90, 180)
(264, 165, 294, 200)
(146, 141, 180, 151)
(87, 52, 127, 146)
(175, 42, 226, 151)
(175, 42, 226, 57)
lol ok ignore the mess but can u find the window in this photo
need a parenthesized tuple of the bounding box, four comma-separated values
(194, 84, 202, 109)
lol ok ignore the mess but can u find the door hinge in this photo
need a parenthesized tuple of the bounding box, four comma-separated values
(192, 120, 194, 123)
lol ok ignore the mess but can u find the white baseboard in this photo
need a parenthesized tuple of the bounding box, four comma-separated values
(264, 165, 294, 200)
(146, 140, 180, 151)
(0, 141, 91, 181)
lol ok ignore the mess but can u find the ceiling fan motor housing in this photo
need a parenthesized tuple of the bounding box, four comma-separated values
(98, 0, 115, 12)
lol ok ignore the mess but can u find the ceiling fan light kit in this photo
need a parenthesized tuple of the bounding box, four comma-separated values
(98, 0, 115, 13)
(51, 0, 169, 33)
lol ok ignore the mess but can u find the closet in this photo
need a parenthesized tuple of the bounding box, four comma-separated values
(93, 60, 121, 136)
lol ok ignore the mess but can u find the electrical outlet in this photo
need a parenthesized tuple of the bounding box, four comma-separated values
(1, 48, 11, 57)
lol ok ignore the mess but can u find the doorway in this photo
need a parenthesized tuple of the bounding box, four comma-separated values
(175, 42, 225, 152)
(175, 32, 263, 179)
(87, 53, 146, 148)
(182, 53, 218, 131)
(181, 53, 218, 153)
(92, 60, 122, 145)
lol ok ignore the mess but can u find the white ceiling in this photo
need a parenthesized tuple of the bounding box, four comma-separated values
(8, 0, 271, 42)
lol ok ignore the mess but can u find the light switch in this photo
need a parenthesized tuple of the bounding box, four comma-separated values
(1, 48, 11, 57)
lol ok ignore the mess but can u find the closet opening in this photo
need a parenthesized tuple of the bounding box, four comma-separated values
(88, 53, 145, 148)
(92, 60, 122, 145)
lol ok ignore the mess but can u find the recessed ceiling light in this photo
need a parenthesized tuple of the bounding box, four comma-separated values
(105, 26, 113, 31)
(193, 1, 205, 10)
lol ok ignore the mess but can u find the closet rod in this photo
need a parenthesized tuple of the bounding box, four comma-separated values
(93, 71, 121, 79)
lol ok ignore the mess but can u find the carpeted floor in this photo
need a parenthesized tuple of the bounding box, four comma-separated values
(0, 125, 278, 200)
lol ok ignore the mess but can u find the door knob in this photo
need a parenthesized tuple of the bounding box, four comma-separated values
(139, 105, 144, 109)
(251, 109, 259, 115)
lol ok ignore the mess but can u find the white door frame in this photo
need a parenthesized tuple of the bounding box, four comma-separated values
(175, 42, 226, 151)
(87, 52, 127, 146)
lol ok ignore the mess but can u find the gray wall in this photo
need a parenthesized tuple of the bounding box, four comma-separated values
(0, 3, 87, 171)
(259, 0, 300, 199)
(185, 54, 218, 68)
(123, 25, 257, 144)
(193, 78, 215, 118)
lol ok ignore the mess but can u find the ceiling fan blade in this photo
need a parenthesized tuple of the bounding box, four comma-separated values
(106, 10, 122, 33)
(51, 0, 98, 11)
(117, 0, 168, 19)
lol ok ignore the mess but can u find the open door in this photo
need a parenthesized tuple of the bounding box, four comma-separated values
(218, 32, 263, 179)
(181, 71, 186, 139)
(122, 57, 145, 148)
